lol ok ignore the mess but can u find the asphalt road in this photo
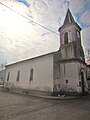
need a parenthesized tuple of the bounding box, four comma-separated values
(0, 91, 90, 120)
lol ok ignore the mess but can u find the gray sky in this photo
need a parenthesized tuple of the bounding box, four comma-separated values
(0, 0, 90, 66)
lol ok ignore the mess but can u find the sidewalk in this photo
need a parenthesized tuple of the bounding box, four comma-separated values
(1, 89, 89, 100)
(27, 93, 79, 100)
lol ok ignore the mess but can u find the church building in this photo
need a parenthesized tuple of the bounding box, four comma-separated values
(4, 8, 88, 96)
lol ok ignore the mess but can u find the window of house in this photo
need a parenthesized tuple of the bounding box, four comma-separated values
(66, 79, 68, 84)
(64, 32, 68, 44)
(79, 82, 81, 86)
(7, 72, 10, 81)
(16, 70, 20, 81)
(29, 68, 33, 81)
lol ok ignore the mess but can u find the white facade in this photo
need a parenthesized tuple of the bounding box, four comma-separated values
(5, 54, 54, 92)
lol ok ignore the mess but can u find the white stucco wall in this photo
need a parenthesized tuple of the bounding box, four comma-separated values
(60, 44, 75, 60)
(60, 62, 79, 92)
(5, 54, 53, 92)
(59, 61, 88, 93)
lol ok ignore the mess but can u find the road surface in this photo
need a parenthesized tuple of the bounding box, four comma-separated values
(0, 91, 90, 120)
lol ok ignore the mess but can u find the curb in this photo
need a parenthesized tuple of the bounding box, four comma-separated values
(27, 93, 79, 100)
(1, 90, 89, 100)
(0, 90, 78, 100)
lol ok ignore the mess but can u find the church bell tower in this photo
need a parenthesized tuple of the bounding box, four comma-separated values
(53, 8, 88, 96)
(58, 8, 85, 61)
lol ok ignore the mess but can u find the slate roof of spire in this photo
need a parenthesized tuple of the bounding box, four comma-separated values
(64, 8, 75, 25)
(58, 8, 82, 31)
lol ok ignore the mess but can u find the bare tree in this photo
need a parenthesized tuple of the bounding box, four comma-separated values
(0, 62, 7, 89)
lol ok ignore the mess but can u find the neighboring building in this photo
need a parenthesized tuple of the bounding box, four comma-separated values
(0, 69, 5, 85)
(86, 64, 90, 90)
(4, 8, 88, 96)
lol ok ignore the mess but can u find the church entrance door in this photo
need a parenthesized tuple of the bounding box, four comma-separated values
(81, 71, 85, 95)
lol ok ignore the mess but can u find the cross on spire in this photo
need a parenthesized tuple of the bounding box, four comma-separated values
(67, 1, 70, 8)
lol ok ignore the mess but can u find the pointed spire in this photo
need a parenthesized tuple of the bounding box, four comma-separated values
(63, 8, 75, 25)
(58, 7, 82, 32)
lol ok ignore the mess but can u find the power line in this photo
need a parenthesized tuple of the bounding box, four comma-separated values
(0, 2, 59, 35)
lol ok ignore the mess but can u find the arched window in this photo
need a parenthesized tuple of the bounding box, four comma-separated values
(64, 32, 68, 44)
(16, 70, 20, 81)
(29, 68, 33, 81)
(7, 72, 10, 81)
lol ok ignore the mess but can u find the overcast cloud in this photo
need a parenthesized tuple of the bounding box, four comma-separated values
(0, 0, 90, 66)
